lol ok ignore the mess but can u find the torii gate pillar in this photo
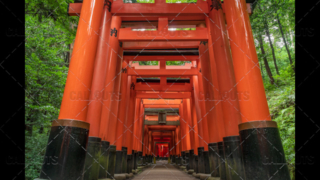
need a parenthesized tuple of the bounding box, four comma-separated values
(39, 0, 104, 179)
(224, 0, 291, 179)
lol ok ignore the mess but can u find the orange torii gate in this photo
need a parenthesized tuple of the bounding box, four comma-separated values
(37, 0, 290, 180)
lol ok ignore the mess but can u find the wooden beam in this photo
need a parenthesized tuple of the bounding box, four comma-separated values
(67, 3, 82, 16)
(123, 55, 198, 61)
(68, 3, 253, 17)
(136, 84, 192, 92)
(145, 115, 180, 121)
(112, 1, 208, 15)
(122, 41, 200, 50)
(119, 27, 208, 41)
(67, 2, 208, 17)
(147, 126, 177, 130)
(144, 105, 180, 108)
(119, 15, 206, 21)
(142, 99, 182, 105)
(128, 67, 198, 76)
(144, 112, 178, 116)
(136, 92, 191, 99)
(121, 21, 205, 28)
(144, 120, 180, 125)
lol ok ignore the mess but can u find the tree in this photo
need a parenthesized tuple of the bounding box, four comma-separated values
(257, 34, 275, 84)
(259, 5, 280, 75)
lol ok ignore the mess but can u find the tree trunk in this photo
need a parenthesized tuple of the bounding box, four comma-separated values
(264, 21, 280, 75)
(276, 14, 295, 72)
(259, 57, 264, 80)
(258, 34, 274, 85)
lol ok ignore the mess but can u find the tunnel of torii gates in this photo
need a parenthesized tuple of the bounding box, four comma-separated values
(37, 0, 291, 180)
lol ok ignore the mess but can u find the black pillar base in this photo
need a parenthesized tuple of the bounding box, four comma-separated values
(127, 155, 132, 173)
(203, 151, 210, 174)
(142, 156, 146, 165)
(148, 155, 151, 163)
(239, 121, 291, 180)
(132, 150, 135, 172)
(174, 156, 178, 165)
(145, 155, 148, 164)
(39, 119, 90, 180)
(189, 149, 194, 170)
(181, 151, 185, 163)
(138, 151, 143, 166)
(134, 150, 138, 170)
(146, 155, 149, 164)
(194, 155, 198, 173)
(107, 145, 116, 179)
(185, 151, 190, 169)
(176, 156, 180, 165)
(197, 147, 205, 173)
(99, 141, 110, 179)
(208, 143, 220, 177)
(121, 147, 127, 174)
(83, 137, 101, 180)
(223, 136, 245, 180)
(218, 141, 227, 180)
(115, 150, 123, 174)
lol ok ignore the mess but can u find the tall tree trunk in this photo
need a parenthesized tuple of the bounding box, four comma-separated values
(258, 34, 274, 85)
(276, 14, 295, 72)
(258, 5, 279, 75)
(259, 57, 264, 80)
(264, 21, 280, 75)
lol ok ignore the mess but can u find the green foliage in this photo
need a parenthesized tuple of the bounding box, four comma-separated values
(25, 0, 77, 179)
(25, 128, 50, 179)
(265, 68, 295, 178)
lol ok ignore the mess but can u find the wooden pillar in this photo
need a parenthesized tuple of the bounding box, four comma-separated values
(175, 126, 181, 156)
(58, 0, 104, 121)
(40, 0, 104, 179)
(83, 4, 114, 180)
(137, 102, 144, 152)
(208, 0, 242, 137)
(205, 19, 227, 143)
(143, 125, 148, 156)
(86, 4, 113, 138)
(123, 76, 137, 155)
(198, 42, 221, 143)
(179, 102, 187, 152)
(192, 73, 209, 153)
(185, 99, 192, 151)
(115, 61, 129, 151)
(99, 16, 122, 141)
(106, 48, 123, 145)
(133, 98, 141, 151)
(223, 0, 290, 179)
(171, 131, 175, 156)
(190, 95, 200, 153)
(148, 131, 152, 156)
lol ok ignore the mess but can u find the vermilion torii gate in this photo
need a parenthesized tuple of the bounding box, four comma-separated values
(37, 0, 290, 180)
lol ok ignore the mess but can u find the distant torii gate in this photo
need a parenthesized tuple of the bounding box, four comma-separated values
(37, 0, 290, 180)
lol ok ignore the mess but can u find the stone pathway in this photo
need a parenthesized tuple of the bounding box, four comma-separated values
(132, 160, 197, 180)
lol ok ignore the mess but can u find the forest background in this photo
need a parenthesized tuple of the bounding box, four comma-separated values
(25, 0, 295, 179)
